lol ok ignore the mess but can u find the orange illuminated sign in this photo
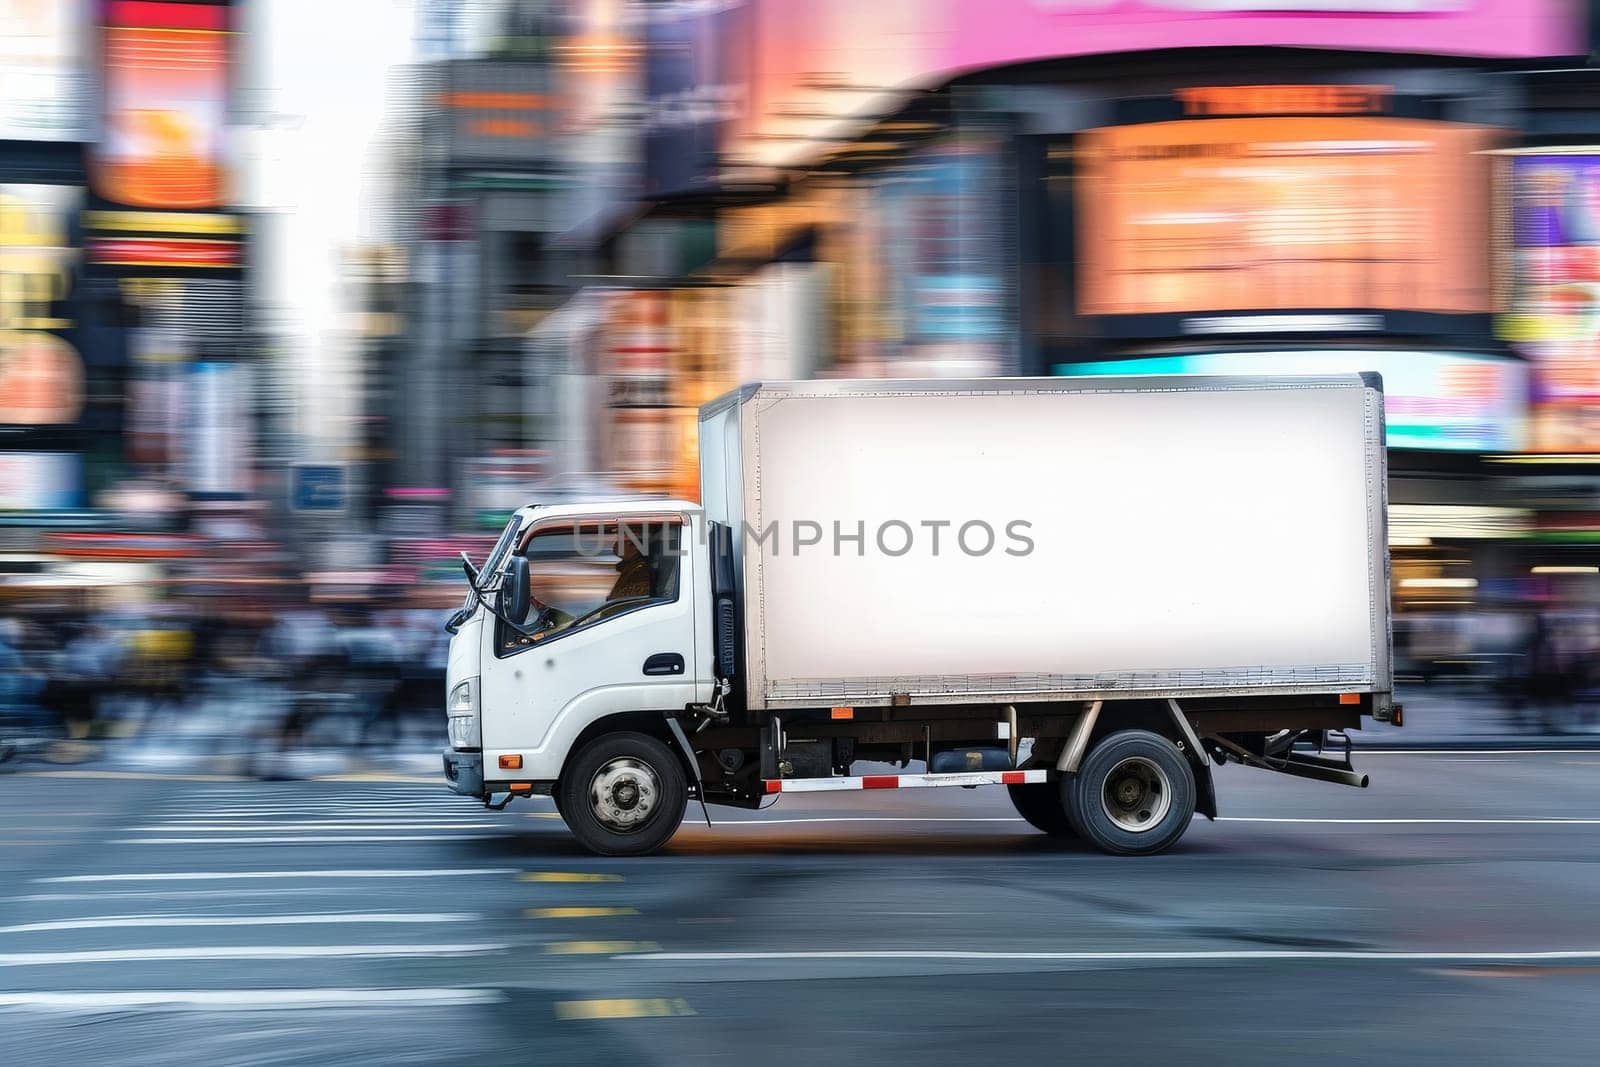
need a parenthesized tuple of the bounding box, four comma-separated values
(89, 237, 239, 269)
(1076, 117, 1500, 318)
(443, 92, 554, 110)
(1176, 85, 1391, 117)
(442, 91, 559, 139)
(97, 1, 230, 210)
(0, 185, 84, 426)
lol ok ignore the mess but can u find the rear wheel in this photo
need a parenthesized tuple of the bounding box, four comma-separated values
(1007, 781, 1076, 837)
(558, 732, 687, 857)
(1063, 729, 1195, 856)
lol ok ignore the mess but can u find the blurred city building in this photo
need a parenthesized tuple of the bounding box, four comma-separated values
(15, 1, 1600, 744)
(1, 0, 264, 607)
(462, 0, 1596, 687)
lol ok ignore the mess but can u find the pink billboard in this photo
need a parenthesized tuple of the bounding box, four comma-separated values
(950, 1, 1581, 71)
(731, 0, 1582, 169)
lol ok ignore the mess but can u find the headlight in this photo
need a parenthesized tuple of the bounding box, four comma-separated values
(447, 714, 480, 750)
(447, 678, 479, 749)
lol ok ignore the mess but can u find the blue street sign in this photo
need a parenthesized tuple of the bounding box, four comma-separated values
(291, 465, 347, 512)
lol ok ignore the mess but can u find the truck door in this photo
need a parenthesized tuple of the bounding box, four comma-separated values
(478, 512, 697, 771)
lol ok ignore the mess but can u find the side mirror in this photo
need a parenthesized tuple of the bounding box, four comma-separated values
(503, 555, 532, 626)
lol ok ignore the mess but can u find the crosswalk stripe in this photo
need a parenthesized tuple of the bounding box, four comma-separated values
(38, 869, 516, 883)
(0, 913, 477, 934)
(0, 989, 504, 1012)
(0, 944, 509, 967)
(115, 834, 509, 844)
(154, 808, 493, 816)
(131, 822, 504, 831)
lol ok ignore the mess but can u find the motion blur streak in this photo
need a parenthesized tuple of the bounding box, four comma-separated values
(4, 0, 1600, 1065)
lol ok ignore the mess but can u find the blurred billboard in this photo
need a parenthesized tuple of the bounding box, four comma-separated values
(441, 60, 560, 167)
(1056, 350, 1528, 453)
(0, 184, 85, 431)
(186, 361, 249, 496)
(730, 0, 1579, 169)
(1075, 117, 1499, 322)
(96, 0, 230, 210)
(642, 0, 750, 198)
(0, 0, 88, 142)
(945, 0, 1580, 66)
(0, 451, 81, 510)
(1502, 151, 1600, 451)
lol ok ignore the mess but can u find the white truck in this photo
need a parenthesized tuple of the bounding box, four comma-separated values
(443, 375, 1396, 856)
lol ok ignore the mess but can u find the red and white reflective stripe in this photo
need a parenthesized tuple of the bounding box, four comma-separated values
(763, 768, 1048, 794)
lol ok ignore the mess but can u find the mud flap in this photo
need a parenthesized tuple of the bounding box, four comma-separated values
(665, 714, 713, 827)
(1166, 699, 1216, 820)
(1194, 761, 1218, 820)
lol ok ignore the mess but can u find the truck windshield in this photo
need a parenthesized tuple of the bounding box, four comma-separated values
(445, 516, 521, 631)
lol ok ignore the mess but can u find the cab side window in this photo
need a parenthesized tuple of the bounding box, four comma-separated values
(498, 518, 682, 654)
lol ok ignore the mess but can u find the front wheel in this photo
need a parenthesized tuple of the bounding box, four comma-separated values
(1063, 729, 1195, 856)
(558, 732, 687, 857)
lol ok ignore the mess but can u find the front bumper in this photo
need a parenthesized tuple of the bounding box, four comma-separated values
(442, 750, 484, 797)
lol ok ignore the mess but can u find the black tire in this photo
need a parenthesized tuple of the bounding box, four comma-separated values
(1007, 782, 1077, 837)
(558, 731, 687, 857)
(1062, 729, 1195, 856)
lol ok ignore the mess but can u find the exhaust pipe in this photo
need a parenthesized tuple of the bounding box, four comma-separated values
(1206, 734, 1369, 789)
(1269, 753, 1369, 789)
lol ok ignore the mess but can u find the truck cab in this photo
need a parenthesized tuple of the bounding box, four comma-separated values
(442, 500, 713, 838)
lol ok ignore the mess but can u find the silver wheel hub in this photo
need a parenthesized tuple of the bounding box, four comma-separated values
(1100, 756, 1171, 833)
(589, 757, 661, 832)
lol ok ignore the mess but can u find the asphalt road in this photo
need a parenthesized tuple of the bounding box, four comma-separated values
(3, 751, 1600, 1066)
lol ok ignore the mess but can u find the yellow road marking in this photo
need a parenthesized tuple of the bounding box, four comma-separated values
(554, 998, 693, 1020)
(527, 812, 564, 820)
(520, 872, 623, 883)
(543, 941, 659, 955)
(528, 906, 639, 919)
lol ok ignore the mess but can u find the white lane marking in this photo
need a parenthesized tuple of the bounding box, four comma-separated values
(1216, 825, 1600, 831)
(38, 869, 516, 884)
(9, 889, 357, 903)
(0, 988, 502, 1013)
(630, 949, 1600, 964)
(162, 794, 484, 801)
(155, 795, 478, 803)
(0, 944, 508, 967)
(687, 816, 1600, 828)
(153, 808, 503, 817)
(146, 814, 487, 822)
(688, 825, 1024, 831)
(131, 822, 505, 831)
(0, 913, 477, 934)
(1356, 749, 1600, 756)
(155, 806, 480, 812)
(115, 834, 508, 844)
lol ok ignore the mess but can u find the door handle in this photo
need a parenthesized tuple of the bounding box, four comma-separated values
(643, 652, 685, 676)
